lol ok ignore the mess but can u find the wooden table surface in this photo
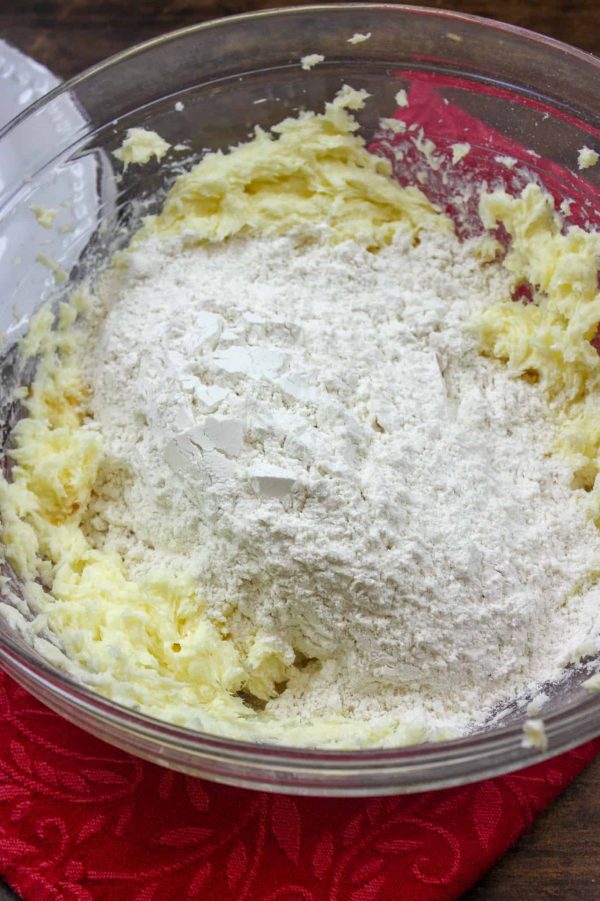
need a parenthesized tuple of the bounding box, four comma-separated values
(2, 1, 600, 898)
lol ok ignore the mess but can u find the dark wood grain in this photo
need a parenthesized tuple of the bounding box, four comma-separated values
(2, 0, 600, 82)
(2, 1, 600, 899)
(465, 756, 600, 899)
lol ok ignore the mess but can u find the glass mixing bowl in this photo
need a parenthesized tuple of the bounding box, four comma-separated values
(2, 4, 600, 796)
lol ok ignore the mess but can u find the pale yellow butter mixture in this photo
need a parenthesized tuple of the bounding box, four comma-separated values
(2, 87, 600, 747)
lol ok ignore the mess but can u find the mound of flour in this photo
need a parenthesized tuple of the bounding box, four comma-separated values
(83, 229, 600, 737)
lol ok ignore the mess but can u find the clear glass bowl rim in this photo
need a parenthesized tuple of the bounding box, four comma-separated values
(1, 3, 600, 795)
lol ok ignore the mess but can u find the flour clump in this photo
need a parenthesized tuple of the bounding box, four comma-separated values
(80, 228, 600, 742)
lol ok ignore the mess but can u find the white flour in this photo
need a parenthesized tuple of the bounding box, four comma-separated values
(83, 229, 600, 737)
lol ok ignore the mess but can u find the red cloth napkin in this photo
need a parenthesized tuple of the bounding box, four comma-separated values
(370, 71, 600, 236)
(0, 672, 597, 901)
(3, 72, 600, 901)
